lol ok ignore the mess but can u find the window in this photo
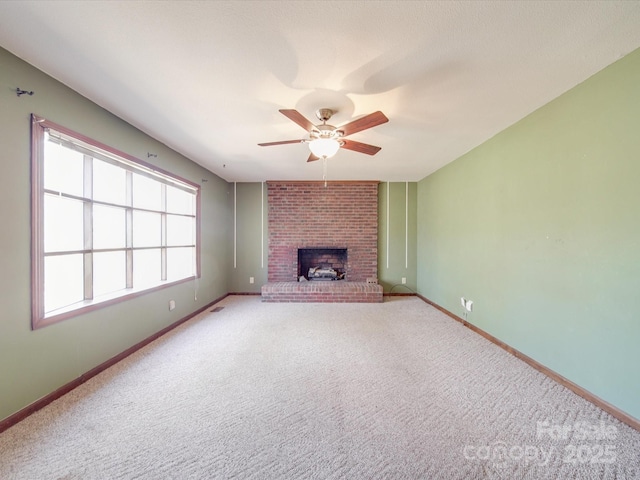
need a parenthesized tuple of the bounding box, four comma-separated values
(31, 115, 200, 329)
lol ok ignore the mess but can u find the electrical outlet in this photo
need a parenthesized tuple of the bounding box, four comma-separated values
(169, 300, 176, 311)
(465, 300, 473, 312)
(249, 277, 254, 284)
(401, 277, 406, 284)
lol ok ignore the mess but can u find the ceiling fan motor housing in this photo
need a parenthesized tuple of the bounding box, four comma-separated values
(311, 124, 343, 141)
(310, 108, 344, 141)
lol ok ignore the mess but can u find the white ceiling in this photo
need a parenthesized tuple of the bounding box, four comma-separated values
(1, 1, 639, 182)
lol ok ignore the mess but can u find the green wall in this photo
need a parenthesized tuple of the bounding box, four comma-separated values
(378, 182, 418, 292)
(0, 47, 232, 422)
(229, 182, 268, 293)
(417, 48, 640, 420)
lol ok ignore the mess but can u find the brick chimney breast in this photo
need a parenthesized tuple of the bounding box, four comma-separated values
(267, 181, 379, 283)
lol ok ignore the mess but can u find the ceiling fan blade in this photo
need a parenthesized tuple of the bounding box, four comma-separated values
(258, 139, 303, 147)
(340, 139, 382, 155)
(279, 109, 316, 132)
(307, 153, 320, 162)
(337, 111, 389, 137)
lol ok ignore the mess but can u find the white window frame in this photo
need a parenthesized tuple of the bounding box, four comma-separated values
(31, 114, 201, 329)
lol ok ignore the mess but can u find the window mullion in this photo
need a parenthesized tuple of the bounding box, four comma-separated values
(161, 184, 167, 281)
(126, 171, 133, 288)
(83, 155, 93, 300)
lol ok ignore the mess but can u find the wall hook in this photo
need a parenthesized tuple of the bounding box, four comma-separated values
(16, 88, 34, 97)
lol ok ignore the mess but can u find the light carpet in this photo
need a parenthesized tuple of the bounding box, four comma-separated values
(1, 296, 639, 479)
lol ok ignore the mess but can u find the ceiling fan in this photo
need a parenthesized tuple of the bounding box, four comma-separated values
(258, 108, 389, 162)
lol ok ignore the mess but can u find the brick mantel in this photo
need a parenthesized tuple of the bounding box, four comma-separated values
(267, 181, 379, 282)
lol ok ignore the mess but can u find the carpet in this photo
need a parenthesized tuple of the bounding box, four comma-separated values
(1, 296, 638, 479)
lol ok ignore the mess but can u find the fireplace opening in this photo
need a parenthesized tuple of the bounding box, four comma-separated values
(298, 248, 347, 281)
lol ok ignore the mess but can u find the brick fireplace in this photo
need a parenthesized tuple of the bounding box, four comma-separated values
(262, 181, 382, 302)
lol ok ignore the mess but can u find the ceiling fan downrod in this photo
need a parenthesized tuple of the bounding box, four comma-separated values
(315, 108, 334, 123)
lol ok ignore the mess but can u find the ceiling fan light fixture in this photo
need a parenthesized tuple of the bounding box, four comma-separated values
(309, 138, 340, 159)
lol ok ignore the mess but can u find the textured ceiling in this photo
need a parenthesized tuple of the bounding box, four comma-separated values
(1, 1, 639, 182)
